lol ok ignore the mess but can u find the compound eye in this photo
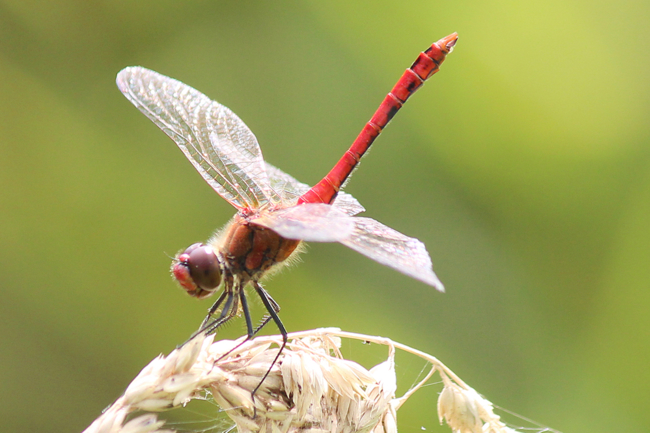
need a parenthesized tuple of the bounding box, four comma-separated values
(187, 245, 222, 291)
(179, 242, 204, 261)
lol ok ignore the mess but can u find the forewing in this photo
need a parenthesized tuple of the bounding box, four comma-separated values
(116, 66, 272, 210)
(265, 163, 365, 216)
(251, 203, 354, 242)
(340, 218, 444, 291)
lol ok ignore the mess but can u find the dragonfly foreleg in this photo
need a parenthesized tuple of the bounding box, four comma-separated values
(201, 291, 238, 335)
(199, 290, 229, 330)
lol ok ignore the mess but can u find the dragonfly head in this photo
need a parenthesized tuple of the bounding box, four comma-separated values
(172, 243, 222, 299)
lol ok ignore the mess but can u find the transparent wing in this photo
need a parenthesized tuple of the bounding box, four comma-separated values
(333, 192, 366, 216)
(116, 66, 273, 210)
(264, 163, 307, 206)
(251, 203, 354, 242)
(265, 163, 365, 216)
(339, 218, 444, 291)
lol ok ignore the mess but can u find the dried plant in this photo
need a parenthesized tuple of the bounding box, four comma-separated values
(83, 328, 539, 433)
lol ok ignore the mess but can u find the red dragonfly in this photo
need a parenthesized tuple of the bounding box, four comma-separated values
(116, 33, 457, 344)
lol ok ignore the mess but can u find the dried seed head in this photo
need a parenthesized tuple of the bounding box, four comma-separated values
(437, 378, 518, 433)
(205, 333, 396, 433)
(437, 383, 483, 433)
(84, 329, 532, 433)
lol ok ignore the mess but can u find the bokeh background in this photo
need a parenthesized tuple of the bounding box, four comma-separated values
(1, 1, 648, 431)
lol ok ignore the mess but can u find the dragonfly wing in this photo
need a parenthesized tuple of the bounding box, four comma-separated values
(116, 67, 272, 210)
(251, 203, 354, 242)
(339, 217, 444, 291)
(265, 162, 365, 216)
(332, 190, 365, 216)
(264, 163, 309, 206)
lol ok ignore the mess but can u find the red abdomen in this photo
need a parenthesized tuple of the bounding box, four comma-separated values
(298, 32, 458, 205)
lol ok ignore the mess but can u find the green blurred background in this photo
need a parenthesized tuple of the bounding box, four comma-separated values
(1, 0, 648, 431)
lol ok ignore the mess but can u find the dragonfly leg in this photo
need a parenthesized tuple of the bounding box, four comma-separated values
(239, 289, 255, 339)
(251, 286, 281, 335)
(205, 289, 260, 372)
(209, 283, 279, 365)
(211, 283, 283, 356)
(254, 314, 273, 334)
(258, 285, 281, 312)
(199, 290, 229, 330)
(180, 290, 237, 347)
(202, 291, 238, 335)
(250, 281, 288, 401)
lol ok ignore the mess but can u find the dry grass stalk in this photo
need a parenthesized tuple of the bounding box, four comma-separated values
(83, 328, 526, 433)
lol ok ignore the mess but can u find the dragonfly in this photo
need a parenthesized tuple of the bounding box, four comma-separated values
(116, 33, 457, 347)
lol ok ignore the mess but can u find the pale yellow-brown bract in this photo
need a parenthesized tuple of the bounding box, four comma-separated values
(83, 328, 528, 433)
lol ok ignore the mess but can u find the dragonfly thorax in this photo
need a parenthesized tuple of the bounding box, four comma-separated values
(172, 217, 302, 300)
(218, 216, 301, 279)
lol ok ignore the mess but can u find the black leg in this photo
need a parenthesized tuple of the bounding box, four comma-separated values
(250, 285, 281, 335)
(251, 281, 288, 398)
(256, 284, 281, 314)
(199, 272, 235, 330)
(252, 282, 286, 340)
(180, 290, 237, 347)
(202, 291, 238, 335)
(253, 314, 273, 335)
(239, 289, 255, 339)
(210, 285, 274, 366)
(247, 286, 280, 335)
(200, 290, 229, 329)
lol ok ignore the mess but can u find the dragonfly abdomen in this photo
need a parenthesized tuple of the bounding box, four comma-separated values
(298, 32, 458, 205)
